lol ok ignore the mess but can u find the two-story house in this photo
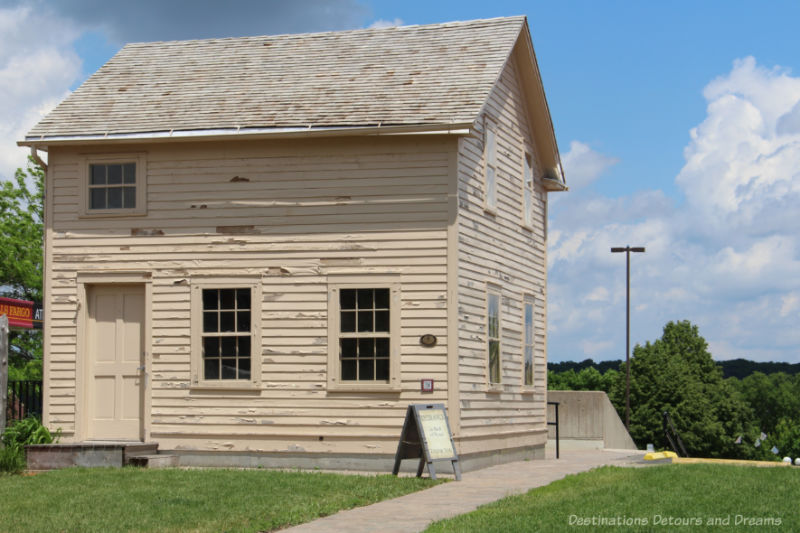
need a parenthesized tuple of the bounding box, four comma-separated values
(20, 16, 566, 470)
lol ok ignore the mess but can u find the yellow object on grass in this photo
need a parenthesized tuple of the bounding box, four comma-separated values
(644, 451, 678, 461)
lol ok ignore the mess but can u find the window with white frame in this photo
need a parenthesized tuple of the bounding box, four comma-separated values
(523, 297, 535, 387)
(484, 119, 497, 212)
(81, 154, 147, 216)
(191, 280, 260, 388)
(523, 153, 535, 228)
(327, 277, 401, 391)
(487, 288, 501, 384)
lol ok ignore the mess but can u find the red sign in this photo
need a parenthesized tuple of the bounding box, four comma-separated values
(0, 297, 35, 329)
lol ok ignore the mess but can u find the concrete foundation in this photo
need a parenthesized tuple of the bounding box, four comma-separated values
(169, 444, 546, 474)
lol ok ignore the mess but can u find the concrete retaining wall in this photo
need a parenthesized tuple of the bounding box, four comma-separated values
(547, 390, 637, 450)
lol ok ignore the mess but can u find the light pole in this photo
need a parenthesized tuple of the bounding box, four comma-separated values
(610, 245, 645, 430)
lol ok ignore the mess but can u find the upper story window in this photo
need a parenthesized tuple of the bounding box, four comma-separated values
(89, 163, 136, 210)
(523, 153, 535, 228)
(484, 118, 497, 213)
(327, 275, 401, 392)
(81, 153, 147, 217)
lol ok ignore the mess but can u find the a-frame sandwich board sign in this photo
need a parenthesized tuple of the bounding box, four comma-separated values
(392, 403, 462, 481)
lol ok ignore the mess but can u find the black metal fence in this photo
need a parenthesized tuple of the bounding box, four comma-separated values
(6, 380, 43, 422)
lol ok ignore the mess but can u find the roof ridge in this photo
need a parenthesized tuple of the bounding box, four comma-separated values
(123, 15, 526, 47)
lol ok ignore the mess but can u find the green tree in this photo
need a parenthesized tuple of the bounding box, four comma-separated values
(609, 321, 754, 458)
(1, 158, 44, 379)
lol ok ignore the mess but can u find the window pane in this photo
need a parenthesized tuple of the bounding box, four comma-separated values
(375, 337, 390, 357)
(357, 311, 373, 332)
(375, 358, 389, 380)
(220, 289, 236, 310)
(221, 336, 236, 356)
(90, 188, 106, 210)
(486, 166, 496, 208)
(341, 338, 357, 357)
(525, 346, 534, 386)
(489, 340, 500, 383)
(221, 359, 237, 379)
(374, 289, 389, 309)
(203, 337, 219, 357)
(341, 359, 357, 380)
(236, 289, 250, 310)
(358, 358, 374, 380)
(524, 187, 532, 226)
(358, 338, 375, 358)
(123, 163, 136, 184)
(107, 187, 123, 209)
(203, 311, 218, 333)
(107, 164, 123, 184)
(524, 154, 533, 187)
(202, 289, 218, 311)
(220, 311, 235, 332)
(237, 311, 251, 332)
(204, 359, 219, 380)
(374, 310, 389, 332)
(357, 289, 373, 309)
(123, 187, 136, 209)
(238, 336, 251, 357)
(340, 289, 356, 310)
(90, 164, 106, 185)
(238, 357, 251, 380)
(488, 293, 499, 337)
(341, 311, 356, 333)
(525, 303, 534, 343)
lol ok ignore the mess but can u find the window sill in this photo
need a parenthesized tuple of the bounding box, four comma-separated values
(327, 380, 402, 393)
(79, 210, 147, 219)
(520, 223, 534, 232)
(190, 381, 261, 392)
(483, 206, 498, 217)
(487, 383, 504, 393)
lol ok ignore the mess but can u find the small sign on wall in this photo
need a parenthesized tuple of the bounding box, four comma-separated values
(421, 379, 434, 393)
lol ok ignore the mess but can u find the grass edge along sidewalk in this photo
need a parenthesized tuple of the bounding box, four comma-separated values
(424, 463, 798, 532)
(0, 467, 439, 532)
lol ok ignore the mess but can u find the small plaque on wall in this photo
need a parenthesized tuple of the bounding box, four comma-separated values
(421, 379, 434, 393)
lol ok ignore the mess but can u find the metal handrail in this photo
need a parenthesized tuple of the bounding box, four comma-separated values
(547, 401, 560, 459)
(662, 410, 688, 457)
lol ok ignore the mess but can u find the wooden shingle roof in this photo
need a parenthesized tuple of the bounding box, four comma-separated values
(25, 17, 529, 140)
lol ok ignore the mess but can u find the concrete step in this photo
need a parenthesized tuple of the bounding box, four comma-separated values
(26, 442, 160, 470)
(127, 454, 179, 469)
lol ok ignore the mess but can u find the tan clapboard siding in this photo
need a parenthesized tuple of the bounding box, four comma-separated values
(456, 55, 548, 438)
(46, 135, 453, 451)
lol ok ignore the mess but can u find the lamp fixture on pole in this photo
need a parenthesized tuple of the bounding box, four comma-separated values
(610, 245, 645, 431)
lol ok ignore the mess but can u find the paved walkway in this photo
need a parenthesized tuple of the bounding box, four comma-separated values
(281, 448, 647, 533)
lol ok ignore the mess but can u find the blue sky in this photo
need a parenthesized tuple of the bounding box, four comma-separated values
(2, 0, 799, 363)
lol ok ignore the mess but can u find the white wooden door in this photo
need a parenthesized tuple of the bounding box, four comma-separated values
(87, 285, 144, 440)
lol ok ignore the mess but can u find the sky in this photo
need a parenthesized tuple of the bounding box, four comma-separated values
(1, 0, 799, 363)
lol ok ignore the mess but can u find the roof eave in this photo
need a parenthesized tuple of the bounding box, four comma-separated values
(513, 19, 567, 192)
(18, 122, 474, 148)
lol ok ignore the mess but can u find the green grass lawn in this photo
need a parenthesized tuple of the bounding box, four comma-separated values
(425, 464, 799, 532)
(0, 467, 438, 532)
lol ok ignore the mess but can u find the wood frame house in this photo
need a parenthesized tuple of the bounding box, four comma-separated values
(20, 16, 567, 470)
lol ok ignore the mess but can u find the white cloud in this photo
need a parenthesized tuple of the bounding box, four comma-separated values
(548, 57, 800, 363)
(560, 140, 619, 190)
(368, 18, 404, 29)
(0, 5, 82, 180)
